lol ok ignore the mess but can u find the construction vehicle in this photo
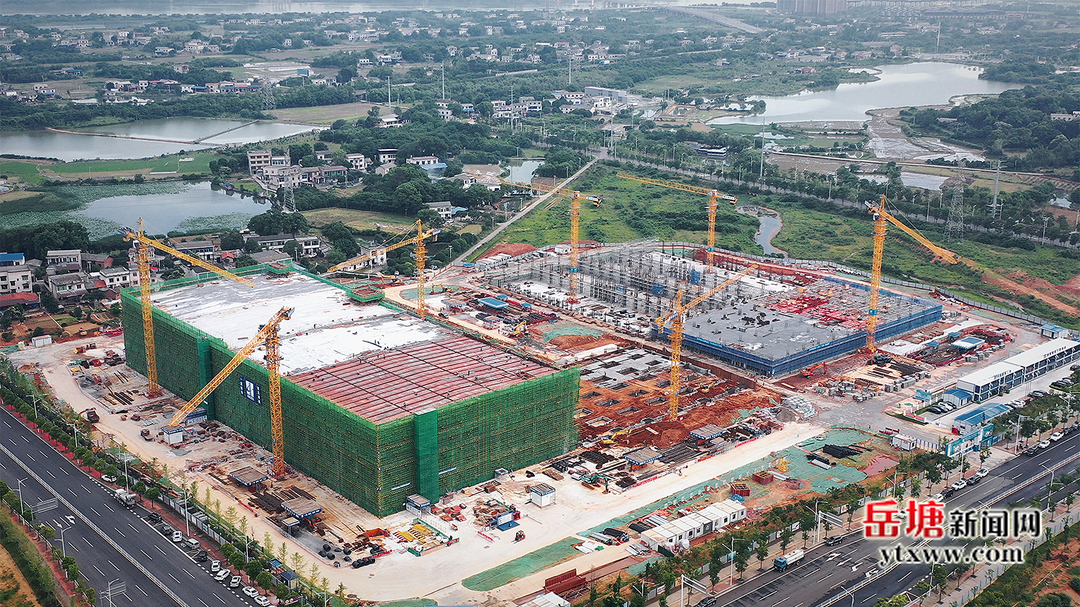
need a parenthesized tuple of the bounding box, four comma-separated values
(865, 196, 957, 355)
(656, 265, 757, 420)
(500, 179, 602, 303)
(602, 428, 631, 445)
(774, 549, 804, 571)
(167, 307, 294, 477)
(617, 173, 737, 266)
(514, 530, 526, 542)
(508, 320, 528, 338)
(328, 220, 437, 317)
(121, 219, 255, 397)
(81, 408, 100, 423)
(801, 363, 828, 378)
(113, 488, 137, 507)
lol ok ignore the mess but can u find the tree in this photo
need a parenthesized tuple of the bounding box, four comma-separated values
(416, 208, 445, 229)
(255, 571, 273, 589)
(443, 159, 463, 177)
(219, 230, 245, 250)
(243, 238, 263, 253)
(236, 254, 258, 268)
(282, 240, 303, 259)
(39, 290, 60, 314)
(755, 536, 769, 570)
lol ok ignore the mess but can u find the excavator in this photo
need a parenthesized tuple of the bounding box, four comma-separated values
(801, 363, 828, 378)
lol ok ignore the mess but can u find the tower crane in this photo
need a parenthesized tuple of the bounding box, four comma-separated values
(327, 220, 437, 316)
(500, 179, 602, 303)
(121, 219, 255, 397)
(865, 195, 958, 357)
(655, 265, 757, 420)
(616, 173, 737, 266)
(168, 307, 294, 477)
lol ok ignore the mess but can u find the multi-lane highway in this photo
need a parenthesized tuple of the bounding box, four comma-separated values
(715, 426, 1080, 607)
(0, 405, 255, 607)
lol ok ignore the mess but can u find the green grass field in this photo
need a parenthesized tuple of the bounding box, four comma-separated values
(474, 165, 761, 259)
(302, 208, 416, 232)
(48, 152, 217, 175)
(0, 161, 45, 185)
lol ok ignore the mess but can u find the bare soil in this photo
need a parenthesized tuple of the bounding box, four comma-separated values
(0, 542, 44, 607)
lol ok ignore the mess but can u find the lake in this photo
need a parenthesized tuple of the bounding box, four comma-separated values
(75, 182, 271, 238)
(710, 63, 1022, 124)
(0, 119, 319, 161)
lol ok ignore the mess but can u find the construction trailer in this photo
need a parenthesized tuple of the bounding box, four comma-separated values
(121, 267, 579, 517)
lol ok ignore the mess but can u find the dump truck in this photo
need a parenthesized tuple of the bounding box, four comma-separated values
(774, 549, 804, 571)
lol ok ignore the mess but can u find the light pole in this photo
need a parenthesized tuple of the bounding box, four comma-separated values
(58, 524, 68, 557)
(1039, 463, 1055, 518)
(15, 478, 27, 522)
(728, 536, 751, 586)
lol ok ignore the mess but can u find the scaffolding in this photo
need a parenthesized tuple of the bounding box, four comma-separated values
(122, 268, 580, 517)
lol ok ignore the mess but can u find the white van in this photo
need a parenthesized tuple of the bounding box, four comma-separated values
(184, 538, 200, 551)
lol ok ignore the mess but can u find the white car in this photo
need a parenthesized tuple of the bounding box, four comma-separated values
(975, 468, 989, 478)
(171, 530, 183, 543)
(254, 597, 271, 607)
(229, 576, 241, 588)
(932, 492, 946, 502)
(950, 479, 967, 491)
(243, 586, 260, 598)
(1050, 431, 1064, 442)
(210, 560, 220, 573)
(101, 475, 117, 483)
(1039, 439, 1051, 449)
(214, 569, 230, 582)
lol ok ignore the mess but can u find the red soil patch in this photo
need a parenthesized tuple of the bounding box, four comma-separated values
(480, 242, 537, 259)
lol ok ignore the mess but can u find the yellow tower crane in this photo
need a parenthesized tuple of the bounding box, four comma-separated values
(500, 179, 602, 303)
(865, 196, 958, 357)
(327, 220, 438, 316)
(121, 219, 255, 397)
(168, 307, 294, 477)
(616, 173, 738, 266)
(655, 265, 757, 420)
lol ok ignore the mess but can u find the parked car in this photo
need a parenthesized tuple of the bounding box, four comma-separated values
(147, 512, 162, 524)
(1050, 431, 1064, 442)
(229, 576, 241, 588)
(214, 569, 230, 582)
(928, 405, 946, 414)
(194, 550, 208, 562)
(695, 597, 718, 607)
(1051, 381, 1070, 390)
(210, 560, 220, 573)
(101, 475, 117, 483)
(825, 535, 843, 546)
(1038, 439, 1051, 449)
(1030, 390, 1048, 399)
(975, 468, 989, 479)
(254, 598, 271, 607)
(932, 492, 946, 502)
(171, 530, 183, 543)
(966, 475, 981, 486)
(1024, 446, 1039, 456)
(242, 586, 259, 598)
(950, 479, 967, 491)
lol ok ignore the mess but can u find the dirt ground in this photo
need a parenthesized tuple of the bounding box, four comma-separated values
(270, 102, 381, 125)
(0, 541, 44, 607)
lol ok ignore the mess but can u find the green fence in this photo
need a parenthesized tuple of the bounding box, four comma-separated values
(121, 271, 580, 517)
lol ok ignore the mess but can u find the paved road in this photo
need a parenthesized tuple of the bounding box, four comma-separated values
(712, 427, 1080, 607)
(0, 405, 255, 607)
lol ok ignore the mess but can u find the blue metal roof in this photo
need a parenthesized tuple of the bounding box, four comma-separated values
(0, 253, 24, 263)
(945, 388, 972, 399)
(955, 403, 1010, 425)
(478, 297, 509, 310)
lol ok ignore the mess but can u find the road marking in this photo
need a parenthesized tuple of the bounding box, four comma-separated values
(67, 488, 78, 497)
(25, 452, 35, 461)
(46, 469, 55, 478)
(39, 450, 48, 458)
(114, 527, 126, 538)
(168, 572, 181, 585)
(185, 569, 196, 579)
(0, 461, 5, 469)
(199, 600, 209, 607)
(110, 560, 120, 571)
(129, 523, 139, 533)
(69, 543, 78, 552)
(93, 564, 105, 576)
(821, 573, 833, 580)
(761, 590, 776, 599)
(83, 485, 92, 494)
(898, 571, 912, 583)
(90, 507, 101, 517)
(22, 435, 29, 442)
(862, 596, 875, 603)
(60, 467, 68, 475)
(213, 592, 227, 604)
(772, 601, 784, 607)
(104, 503, 114, 512)
(83, 537, 93, 548)
(135, 584, 148, 596)
(155, 545, 167, 555)
(140, 549, 153, 561)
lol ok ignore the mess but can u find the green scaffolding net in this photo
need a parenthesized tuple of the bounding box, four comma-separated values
(121, 273, 580, 517)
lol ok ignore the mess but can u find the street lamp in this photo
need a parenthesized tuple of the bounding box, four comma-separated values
(1039, 463, 1055, 518)
(58, 524, 68, 557)
(728, 536, 752, 586)
(15, 478, 27, 522)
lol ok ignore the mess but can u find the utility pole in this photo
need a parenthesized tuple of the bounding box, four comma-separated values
(441, 63, 446, 101)
(989, 160, 1001, 220)
(387, 74, 392, 115)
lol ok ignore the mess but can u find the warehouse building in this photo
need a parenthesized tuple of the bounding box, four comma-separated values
(954, 338, 1080, 402)
(122, 269, 579, 516)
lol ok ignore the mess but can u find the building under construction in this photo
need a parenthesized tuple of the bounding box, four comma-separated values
(487, 242, 942, 377)
(121, 270, 579, 516)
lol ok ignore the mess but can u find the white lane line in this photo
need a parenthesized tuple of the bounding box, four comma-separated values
(135, 584, 148, 596)
(90, 507, 101, 517)
(140, 549, 153, 561)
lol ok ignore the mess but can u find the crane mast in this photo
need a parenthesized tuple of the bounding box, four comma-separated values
(167, 307, 294, 476)
(657, 265, 757, 420)
(500, 178, 600, 305)
(616, 173, 738, 267)
(414, 219, 428, 317)
(865, 195, 958, 354)
(122, 218, 255, 397)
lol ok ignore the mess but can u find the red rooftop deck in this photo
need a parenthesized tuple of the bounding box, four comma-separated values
(290, 335, 556, 424)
